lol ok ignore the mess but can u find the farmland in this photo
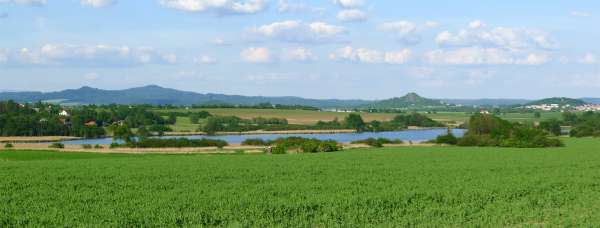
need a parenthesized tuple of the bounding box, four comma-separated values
(2, 138, 600, 226)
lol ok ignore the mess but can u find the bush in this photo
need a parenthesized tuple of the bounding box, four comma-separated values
(241, 138, 271, 146)
(133, 138, 228, 148)
(4, 143, 13, 149)
(110, 143, 120, 149)
(351, 138, 403, 148)
(270, 137, 341, 153)
(49, 143, 65, 149)
(94, 144, 104, 149)
(82, 144, 93, 149)
(434, 133, 458, 145)
(270, 146, 287, 154)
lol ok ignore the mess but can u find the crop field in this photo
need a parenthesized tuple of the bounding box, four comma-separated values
(156, 108, 398, 125)
(2, 138, 600, 226)
(157, 108, 563, 127)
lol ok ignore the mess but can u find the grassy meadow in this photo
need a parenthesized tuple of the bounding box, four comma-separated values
(2, 138, 600, 226)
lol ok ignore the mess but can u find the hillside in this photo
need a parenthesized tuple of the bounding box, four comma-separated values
(0, 85, 371, 108)
(363, 93, 446, 109)
(525, 97, 587, 107)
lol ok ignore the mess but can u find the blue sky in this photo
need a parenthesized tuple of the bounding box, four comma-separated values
(1, 0, 599, 99)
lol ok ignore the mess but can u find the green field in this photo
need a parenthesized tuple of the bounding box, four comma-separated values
(2, 138, 600, 226)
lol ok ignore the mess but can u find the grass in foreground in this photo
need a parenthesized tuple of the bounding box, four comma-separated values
(1, 138, 600, 226)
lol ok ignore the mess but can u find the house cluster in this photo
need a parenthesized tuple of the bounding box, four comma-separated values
(525, 104, 566, 111)
(575, 104, 600, 112)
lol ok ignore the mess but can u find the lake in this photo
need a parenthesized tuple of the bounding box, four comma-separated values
(60, 129, 466, 145)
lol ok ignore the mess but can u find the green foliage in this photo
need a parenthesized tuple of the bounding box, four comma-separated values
(344, 113, 366, 132)
(434, 133, 458, 145)
(351, 138, 403, 148)
(567, 112, 600, 137)
(457, 114, 563, 148)
(241, 138, 271, 146)
(189, 111, 211, 124)
(112, 125, 135, 144)
(81, 144, 93, 149)
(539, 119, 562, 136)
(4, 143, 13, 149)
(49, 143, 65, 149)
(269, 137, 341, 154)
(129, 138, 228, 149)
(94, 144, 103, 149)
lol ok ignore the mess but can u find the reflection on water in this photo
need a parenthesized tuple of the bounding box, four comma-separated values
(60, 129, 466, 145)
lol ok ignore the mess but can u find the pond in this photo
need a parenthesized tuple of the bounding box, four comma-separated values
(59, 129, 466, 145)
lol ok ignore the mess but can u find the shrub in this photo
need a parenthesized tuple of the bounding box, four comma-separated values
(241, 138, 271, 146)
(271, 146, 287, 154)
(49, 143, 65, 149)
(94, 144, 104, 149)
(352, 138, 402, 148)
(82, 144, 93, 149)
(110, 143, 121, 149)
(434, 133, 458, 145)
(4, 143, 13, 149)
(271, 137, 341, 153)
(133, 138, 228, 149)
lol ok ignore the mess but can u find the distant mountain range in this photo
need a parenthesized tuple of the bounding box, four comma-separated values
(1, 85, 599, 108)
(524, 97, 588, 107)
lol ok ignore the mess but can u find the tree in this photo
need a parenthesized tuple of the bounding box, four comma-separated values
(534, 112, 541, 119)
(344, 113, 366, 132)
(113, 125, 135, 144)
(539, 119, 562, 136)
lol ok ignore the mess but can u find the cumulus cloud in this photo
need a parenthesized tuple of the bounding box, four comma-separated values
(425, 47, 550, 65)
(337, 9, 366, 22)
(1, 44, 176, 67)
(277, 0, 324, 14)
(378, 21, 422, 45)
(332, 0, 364, 8)
(281, 47, 317, 62)
(329, 46, 411, 64)
(0, 0, 46, 5)
(579, 53, 597, 64)
(80, 0, 116, 8)
(435, 21, 558, 50)
(159, 0, 270, 15)
(248, 20, 346, 43)
(241, 47, 271, 63)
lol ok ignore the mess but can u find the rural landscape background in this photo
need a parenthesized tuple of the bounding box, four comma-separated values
(2, 0, 600, 226)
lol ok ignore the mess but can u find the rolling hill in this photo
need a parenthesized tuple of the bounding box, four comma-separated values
(0, 85, 372, 108)
(362, 93, 446, 109)
(525, 97, 588, 107)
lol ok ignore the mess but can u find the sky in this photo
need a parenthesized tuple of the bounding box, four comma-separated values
(0, 0, 599, 99)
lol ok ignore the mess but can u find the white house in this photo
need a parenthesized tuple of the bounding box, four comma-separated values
(59, 110, 70, 117)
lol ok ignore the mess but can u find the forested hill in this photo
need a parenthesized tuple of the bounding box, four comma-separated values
(362, 93, 446, 109)
(525, 97, 588, 106)
(0, 85, 371, 108)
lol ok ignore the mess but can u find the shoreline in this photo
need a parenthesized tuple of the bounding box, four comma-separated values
(0, 136, 82, 143)
(0, 142, 441, 154)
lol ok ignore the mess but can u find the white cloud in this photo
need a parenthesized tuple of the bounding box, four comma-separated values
(241, 47, 271, 63)
(578, 53, 597, 64)
(281, 47, 317, 62)
(435, 22, 558, 50)
(0, 0, 46, 5)
(194, 55, 217, 64)
(277, 0, 324, 14)
(0, 49, 8, 63)
(159, 0, 270, 15)
(424, 21, 440, 28)
(468, 20, 485, 29)
(248, 20, 345, 43)
(80, 0, 115, 8)
(2, 44, 175, 67)
(571, 11, 591, 17)
(329, 46, 411, 64)
(384, 49, 412, 64)
(337, 9, 367, 22)
(425, 47, 550, 65)
(84, 72, 99, 81)
(378, 21, 421, 45)
(332, 0, 364, 8)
